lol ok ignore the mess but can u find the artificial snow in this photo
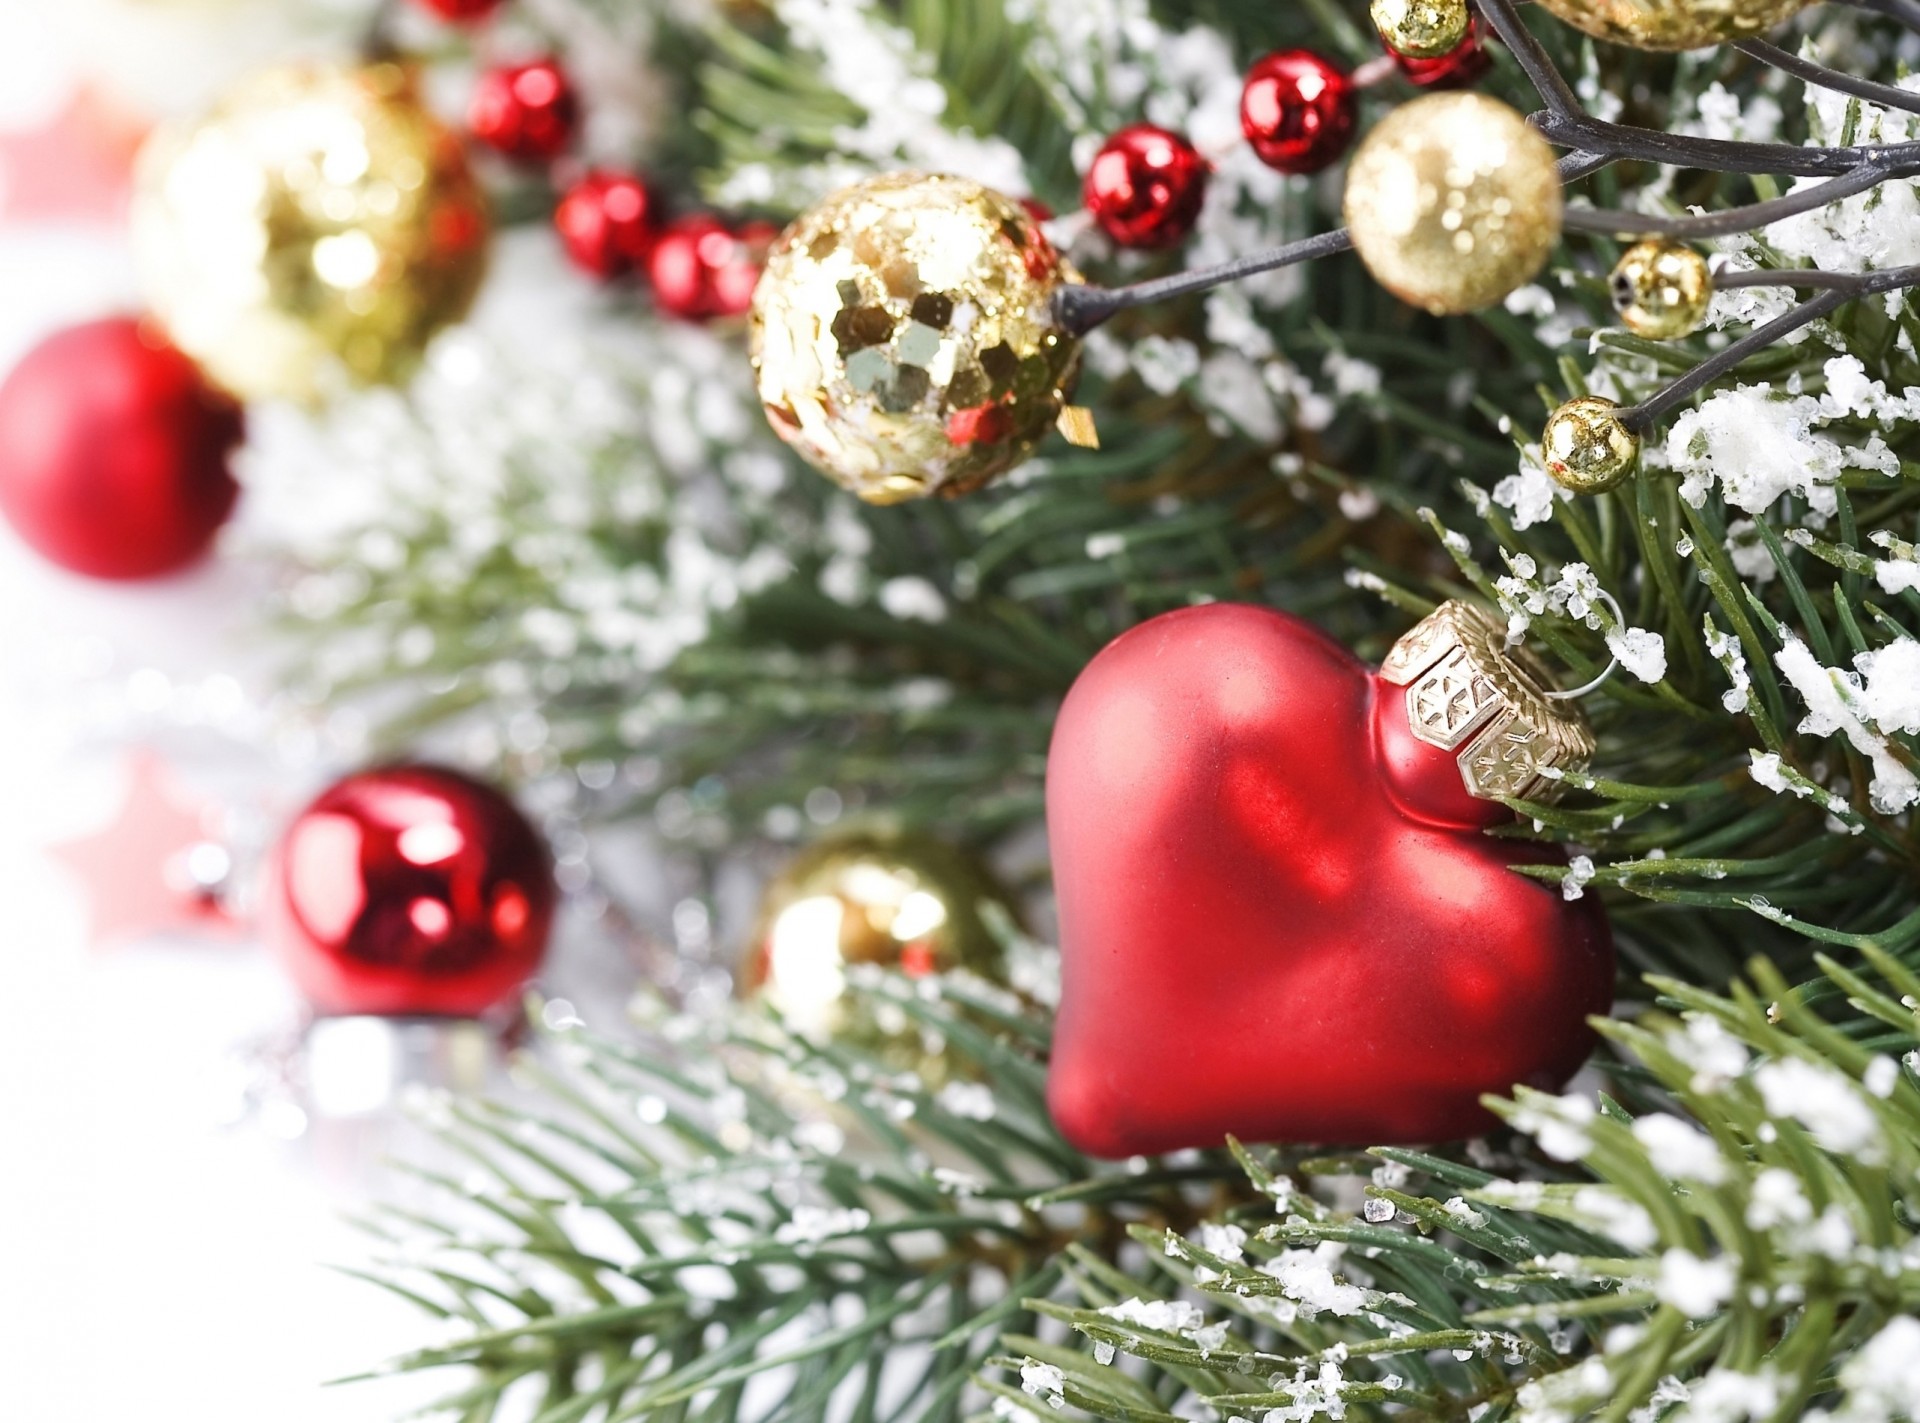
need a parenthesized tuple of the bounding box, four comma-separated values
(1655, 1249, 1736, 1319)
(1753, 1057, 1885, 1163)
(1631, 1113, 1727, 1185)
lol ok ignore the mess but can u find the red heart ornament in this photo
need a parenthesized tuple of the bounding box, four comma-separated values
(1046, 602, 1614, 1157)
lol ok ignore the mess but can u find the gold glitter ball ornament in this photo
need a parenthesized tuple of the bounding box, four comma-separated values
(1543, 396, 1640, 494)
(1610, 240, 1713, 340)
(1533, 0, 1811, 50)
(132, 62, 489, 403)
(1343, 93, 1563, 316)
(1371, 0, 1471, 58)
(750, 173, 1084, 504)
(741, 829, 1012, 1056)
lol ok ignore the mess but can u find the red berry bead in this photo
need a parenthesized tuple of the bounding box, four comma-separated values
(1240, 50, 1356, 175)
(555, 169, 658, 279)
(1394, 17, 1494, 89)
(1083, 124, 1209, 249)
(468, 58, 578, 163)
(411, 0, 505, 20)
(0, 317, 242, 580)
(647, 216, 776, 321)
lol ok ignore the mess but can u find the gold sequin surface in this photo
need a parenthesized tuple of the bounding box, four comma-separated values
(1343, 93, 1563, 316)
(1534, 0, 1809, 50)
(750, 173, 1083, 504)
(133, 62, 489, 403)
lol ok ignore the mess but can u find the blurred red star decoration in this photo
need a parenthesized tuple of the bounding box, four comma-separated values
(49, 749, 241, 951)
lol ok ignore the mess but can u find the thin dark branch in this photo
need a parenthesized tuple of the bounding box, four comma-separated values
(1561, 162, 1893, 238)
(1845, 0, 1920, 30)
(1473, 0, 1584, 121)
(1533, 110, 1920, 177)
(1054, 230, 1353, 334)
(1617, 265, 1920, 428)
(1734, 39, 1920, 116)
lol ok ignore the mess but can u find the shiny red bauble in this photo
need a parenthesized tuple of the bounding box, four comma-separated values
(1394, 17, 1494, 88)
(555, 169, 658, 279)
(468, 58, 578, 163)
(647, 215, 776, 321)
(1240, 50, 1356, 174)
(1083, 124, 1209, 249)
(0, 317, 241, 580)
(267, 766, 556, 1018)
(411, 0, 505, 20)
(1045, 604, 1614, 1157)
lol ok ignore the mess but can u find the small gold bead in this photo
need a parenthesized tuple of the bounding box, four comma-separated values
(1611, 240, 1713, 340)
(1370, 0, 1471, 58)
(1543, 396, 1639, 494)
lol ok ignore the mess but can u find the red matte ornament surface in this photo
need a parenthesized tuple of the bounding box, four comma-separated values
(648, 215, 776, 320)
(1045, 604, 1614, 1158)
(469, 58, 578, 163)
(267, 766, 556, 1018)
(1240, 51, 1356, 174)
(0, 317, 241, 580)
(1393, 17, 1494, 88)
(555, 169, 658, 279)
(1083, 124, 1209, 249)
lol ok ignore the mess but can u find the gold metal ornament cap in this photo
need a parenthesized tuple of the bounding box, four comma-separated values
(749, 172, 1084, 504)
(1371, 0, 1472, 58)
(132, 62, 490, 404)
(1611, 240, 1713, 340)
(1380, 600, 1597, 803)
(1342, 93, 1564, 317)
(1532, 0, 1811, 50)
(1543, 395, 1641, 494)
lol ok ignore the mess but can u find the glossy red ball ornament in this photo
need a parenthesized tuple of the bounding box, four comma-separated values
(1083, 124, 1209, 249)
(647, 215, 776, 321)
(267, 766, 556, 1018)
(1240, 50, 1356, 174)
(1045, 603, 1614, 1157)
(0, 317, 242, 580)
(411, 0, 505, 20)
(555, 169, 658, 279)
(468, 58, 578, 163)
(1393, 17, 1494, 89)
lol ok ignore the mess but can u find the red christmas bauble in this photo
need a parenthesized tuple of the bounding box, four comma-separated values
(1240, 51, 1356, 174)
(411, 0, 505, 20)
(647, 215, 776, 321)
(1083, 124, 1209, 249)
(555, 169, 658, 279)
(1045, 603, 1614, 1157)
(267, 766, 556, 1018)
(468, 58, 578, 163)
(1394, 17, 1494, 88)
(0, 317, 241, 580)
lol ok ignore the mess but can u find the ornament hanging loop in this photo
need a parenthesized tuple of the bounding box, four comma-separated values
(1537, 586, 1623, 702)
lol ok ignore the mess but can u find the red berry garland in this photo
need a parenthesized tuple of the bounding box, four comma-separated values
(1393, 17, 1494, 88)
(267, 765, 556, 1019)
(648, 215, 776, 320)
(555, 169, 658, 279)
(411, 0, 506, 20)
(1240, 50, 1357, 174)
(1083, 124, 1209, 249)
(0, 318, 243, 580)
(469, 57, 578, 163)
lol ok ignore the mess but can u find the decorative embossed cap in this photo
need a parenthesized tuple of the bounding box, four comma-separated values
(1380, 601, 1596, 802)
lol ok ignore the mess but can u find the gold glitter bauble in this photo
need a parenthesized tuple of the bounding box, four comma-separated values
(133, 62, 489, 403)
(1543, 396, 1640, 494)
(1343, 94, 1563, 316)
(1533, 0, 1810, 50)
(1610, 240, 1713, 340)
(741, 830, 1012, 1060)
(1371, 0, 1471, 58)
(750, 173, 1084, 504)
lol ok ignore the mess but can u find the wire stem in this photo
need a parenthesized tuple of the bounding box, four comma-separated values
(1561, 162, 1893, 238)
(1734, 39, 1920, 116)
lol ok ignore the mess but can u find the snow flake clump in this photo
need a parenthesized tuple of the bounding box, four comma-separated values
(1571, 1187, 1658, 1251)
(1775, 637, 1920, 813)
(1606, 625, 1668, 683)
(1755, 1057, 1885, 1163)
(1511, 1092, 1596, 1161)
(1745, 1168, 1812, 1231)
(1631, 1113, 1727, 1185)
(1492, 447, 1565, 531)
(1261, 1245, 1370, 1318)
(1019, 1361, 1066, 1408)
(1667, 1016, 1749, 1093)
(775, 1205, 872, 1244)
(935, 1081, 996, 1121)
(1562, 855, 1596, 903)
(1655, 1249, 1736, 1318)
(1197, 1222, 1248, 1263)
(1675, 1367, 1782, 1423)
(1833, 1315, 1920, 1423)
(1667, 388, 1845, 516)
